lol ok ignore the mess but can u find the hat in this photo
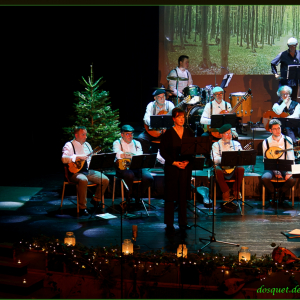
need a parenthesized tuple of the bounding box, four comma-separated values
(212, 86, 224, 94)
(153, 89, 167, 96)
(219, 124, 232, 134)
(287, 37, 298, 45)
(121, 125, 135, 132)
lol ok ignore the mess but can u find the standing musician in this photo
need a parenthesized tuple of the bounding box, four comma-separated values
(272, 85, 300, 145)
(62, 126, 109, 216)
(261, 119, 296, 204)
(113, 125, 154, 208)
(271, 37, 300, 100)
(137, 88, 175, 153)
(200, 86, 238, 138)
(160, 107, 194, 234)
(211, 124, 244, 202)
(167, 55, 193, 99)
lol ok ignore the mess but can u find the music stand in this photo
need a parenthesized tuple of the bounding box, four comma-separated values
(220, 150, 257, 215)
(181, 137, 212, 234)
(88, 153, 119, 218)
(124, 154, 157, 218)
(150, 115, 173, 129)
(264, 159, 294, 211)
(211, 113, 237, 129)
(277, 118, 300, 129)
(287, 65, 300, 81)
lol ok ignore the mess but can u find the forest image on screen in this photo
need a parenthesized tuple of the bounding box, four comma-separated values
(163, 6, 300, 76)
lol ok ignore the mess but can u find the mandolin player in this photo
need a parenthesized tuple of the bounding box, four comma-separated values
(211, 124, 244, 202)
(137, 88, 175, 153)
(261, 119, 296, 205)
(62, 126, 109, 216)
(272, 85, 300, 145)
(113, 125, 153, 209)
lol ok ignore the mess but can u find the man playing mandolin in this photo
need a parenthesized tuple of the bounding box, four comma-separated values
(272, 85, 300, 145)
(211, 124, 244, 202)
(62, 126, 109, 216)
(261, 119, 296, 204)
(113, 125, 154, 208)
(137, 88, 174, 153)
(200, 86, 238, 139)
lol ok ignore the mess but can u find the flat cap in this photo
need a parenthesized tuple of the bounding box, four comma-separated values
(219, 124, 232, 134)
(153, 89, 167, 96)
(121, 124, 135, 132)
(212, 86, 224, 94)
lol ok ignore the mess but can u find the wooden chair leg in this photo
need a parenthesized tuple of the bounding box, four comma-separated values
(242, 178, 245, 205)
(61, 182, 66, 208)
(148, 186, 151, 205)
(214, 180, 216, 208)
(76, 186, 79, 216)
(292, 186, 295, 207)
(121, 180, 125, 202)
(262, 185, 265, 207)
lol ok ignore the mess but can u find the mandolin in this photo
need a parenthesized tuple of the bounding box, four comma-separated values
(68, 146, 102, 174)
(265, 145, 300, 159)
(209, 89, 252, 139)
(263, 110, 289, 131)
(116, 152, 135, 170)
(144, 95, 191, 137)
(222, 142, 253, 175)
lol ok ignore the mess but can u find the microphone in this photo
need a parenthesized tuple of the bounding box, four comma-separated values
(221, 66, 229, 73)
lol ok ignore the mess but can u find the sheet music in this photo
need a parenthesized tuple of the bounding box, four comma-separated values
(223, 73, 233, 88)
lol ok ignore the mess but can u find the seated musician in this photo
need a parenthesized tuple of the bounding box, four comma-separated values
(200, 86, 238, 138)
(137, 88, 175, 153)
(62, 126, 109, 216)
(272, 85, 300, 145)
(113, 125, 154, 208)
(167, 55, 193, 101)
(211, 124, 244, 202)
(261, 119, 296, 204)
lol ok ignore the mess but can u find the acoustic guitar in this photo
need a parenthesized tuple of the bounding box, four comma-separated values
(208, 89, 252, 139)
(262, 110, 289, 131)
(222, 142, 253, 175)
(265, 145, 300, 159)
(68, 145, 102, 174)
(144, 95, 191, 138)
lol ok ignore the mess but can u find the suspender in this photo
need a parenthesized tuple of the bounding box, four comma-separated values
(69, 141, 92, 154)
(218, 140, 235, 157)
(174, 68, 189, 91)
(119, 138, 138, 152)
(264, 136, 288, 160)
(153, 101, 170, 115)
(210, 101, 227, 116)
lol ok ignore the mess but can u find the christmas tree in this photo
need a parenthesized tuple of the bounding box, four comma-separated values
(63, 65, 120, 152)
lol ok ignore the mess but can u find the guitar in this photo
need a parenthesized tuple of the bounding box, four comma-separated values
(68, 146, 102, 174)
(265, 145, 300, 159)
(262, 110, 289, 131)
(144, 95, 191, 138)
(222, 142, 253, 175)
(208, 89, 252, 139)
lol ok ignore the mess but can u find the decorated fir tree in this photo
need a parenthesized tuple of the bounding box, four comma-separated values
(64, 65, 120, 152)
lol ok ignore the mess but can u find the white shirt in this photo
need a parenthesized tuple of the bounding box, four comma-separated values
(113, 138, 143, 160)
(263, 134, 294, 161)
(62, 140, 93, 168)
(143, 100, 175, 126)
(287, 103, 300, 118)
(211, 139, 242, 165)
(200, 100, 233, 125)
(272, 99, 292, 115)
(167, 67, 193, 97)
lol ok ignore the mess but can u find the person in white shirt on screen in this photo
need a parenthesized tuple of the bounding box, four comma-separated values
(167, 55, 193, 99)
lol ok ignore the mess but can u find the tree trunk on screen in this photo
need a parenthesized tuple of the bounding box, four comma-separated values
(210, 6, 217, 40)
(200, 6, 211, 69)
(169, 6, 175, 51)
(255, 6, 258, 47)
(251, 6, 255, 52)
(194, 6, 199, 42)
(184, 6, 189, 42)
(268, 6, 272, 45)
(179, 6, 185, 49)
(236, 6, 240, 45)
(221, 6, 230, 70)
(216, 6, 220, 40)
(246, 6, 250, 49)
(188, 6, 192, 40)
(240, 6, 243, 47)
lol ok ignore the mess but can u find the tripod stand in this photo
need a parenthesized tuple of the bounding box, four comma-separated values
(181, 136, 212, 233)
(88, 153, 120, 218)
(220, 149, 257, 215)
(199, 158, 240, 250)
(121, 154, 157, 218)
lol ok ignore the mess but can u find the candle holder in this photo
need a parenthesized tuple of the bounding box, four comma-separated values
(177, 244, 188, 258)
(64, 232, 76, 246)
(122, 239, 133, 255)
(239, 247, 251, 262)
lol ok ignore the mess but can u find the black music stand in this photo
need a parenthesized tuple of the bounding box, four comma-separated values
(123, 154, 157, 218)
(220, 150, 257, 215)
(287, 65, 300, 81)
(181, 137, 213, 234)
(211, 113, 237, 129)
(150, 115, 174, 129)
(88, 153, 118, 218)
(264, 159, 294, 210)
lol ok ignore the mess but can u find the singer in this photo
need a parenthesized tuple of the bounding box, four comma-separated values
(211, 124, 244, 202)
(271, 37, 300, 100)
(272, 85, 300, 145)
